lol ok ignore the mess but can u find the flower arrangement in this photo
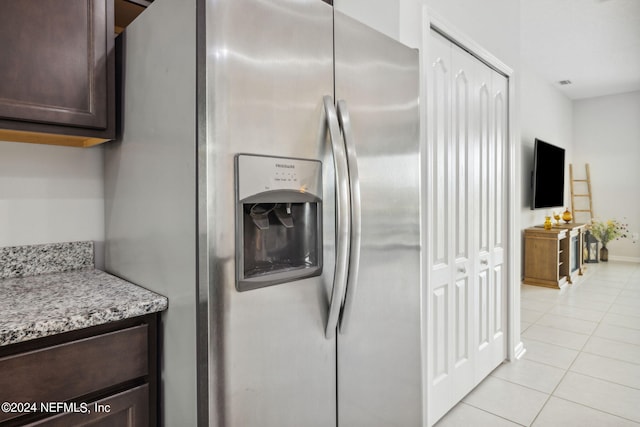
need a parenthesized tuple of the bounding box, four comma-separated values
(589, 218, 630, 247)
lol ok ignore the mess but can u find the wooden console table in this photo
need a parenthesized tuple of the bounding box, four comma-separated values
(523, 223, 586, 288)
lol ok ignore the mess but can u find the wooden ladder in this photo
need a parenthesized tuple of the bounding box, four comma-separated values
(569, 163, 594, 223)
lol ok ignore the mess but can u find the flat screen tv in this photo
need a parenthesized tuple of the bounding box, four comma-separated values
(531, 138, 565, 209)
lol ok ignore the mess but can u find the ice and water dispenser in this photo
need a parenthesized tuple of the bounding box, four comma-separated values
(235, 154, 323, 291)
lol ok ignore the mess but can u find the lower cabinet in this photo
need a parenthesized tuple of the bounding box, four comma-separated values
(0, 315, 158, 426)
(523, 223, 586, 288)
(523, 227, 568, 288)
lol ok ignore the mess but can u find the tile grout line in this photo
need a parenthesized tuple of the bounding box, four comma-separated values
(488, 370, 561, 395)
(458, 401, 528, 427)
(521, 326, 591, 352)
(565, 270, 640, 392)
(517, 337, 578, 370)
(550, 395, 640, 425)
(580, 345, 640, 366)
(527, 263, 632, 426)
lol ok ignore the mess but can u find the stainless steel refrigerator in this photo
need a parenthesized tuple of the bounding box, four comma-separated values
(105, 0, 422, 426)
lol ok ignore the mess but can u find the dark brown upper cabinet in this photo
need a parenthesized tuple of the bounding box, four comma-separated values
(0, 0, 115, 147)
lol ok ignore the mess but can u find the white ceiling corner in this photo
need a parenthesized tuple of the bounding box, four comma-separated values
(521, 0, 640, 100)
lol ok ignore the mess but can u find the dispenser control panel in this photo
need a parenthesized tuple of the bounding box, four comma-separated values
(236, 154, 322, 202)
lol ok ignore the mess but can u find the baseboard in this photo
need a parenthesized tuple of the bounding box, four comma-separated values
(608, 255, 640, 263)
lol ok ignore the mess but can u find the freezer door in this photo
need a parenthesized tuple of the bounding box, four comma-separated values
(334, 12, 423, 427)
(202, 1, 336, 426)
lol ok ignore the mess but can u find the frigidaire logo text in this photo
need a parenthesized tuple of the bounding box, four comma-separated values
(276, 164, 295, 169)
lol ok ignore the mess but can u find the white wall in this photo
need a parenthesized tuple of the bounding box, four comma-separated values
(573, 91, 640, 262)
(520, 64, 574, 230)
(335, 0, 520, 68)
(0, 141, 105, 267)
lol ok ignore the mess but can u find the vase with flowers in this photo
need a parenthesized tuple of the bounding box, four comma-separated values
(589, 218, 630, 261)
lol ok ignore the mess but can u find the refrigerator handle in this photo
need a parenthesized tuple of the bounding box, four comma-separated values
(323, 96, 351, 339)
(336, 100, 361, 335)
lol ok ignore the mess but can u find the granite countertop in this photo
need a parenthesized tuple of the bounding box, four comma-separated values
(0, 241, 168, 347)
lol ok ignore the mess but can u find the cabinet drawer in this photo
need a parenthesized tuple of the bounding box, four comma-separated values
(0, 325, 148, 423)
(24, 384, 149, 427)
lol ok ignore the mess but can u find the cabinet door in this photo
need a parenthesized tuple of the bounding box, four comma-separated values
(25, 385, 149, 427)
(0, 0, 109, 129)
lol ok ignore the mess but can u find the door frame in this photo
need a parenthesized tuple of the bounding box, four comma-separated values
(418, 6, 525, 422)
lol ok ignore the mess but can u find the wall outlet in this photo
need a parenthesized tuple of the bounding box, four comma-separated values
(632, 232, 639, 243)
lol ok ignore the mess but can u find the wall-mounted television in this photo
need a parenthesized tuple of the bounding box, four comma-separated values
(531, 138, 565, 210)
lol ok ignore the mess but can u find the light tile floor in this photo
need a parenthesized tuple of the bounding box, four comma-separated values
(436, 261, 640, 426)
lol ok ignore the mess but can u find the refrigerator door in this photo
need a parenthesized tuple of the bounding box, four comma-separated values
(334, 12, 423, 427)
(202, 1, 336, 426)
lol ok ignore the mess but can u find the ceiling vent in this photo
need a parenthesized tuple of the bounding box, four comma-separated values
(558, 80, 572, 85)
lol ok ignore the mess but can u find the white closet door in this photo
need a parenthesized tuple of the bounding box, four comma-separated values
(427, 31, 477, 425)
(426, 30, 454, 425)
(472, 56, 508, 382)
(449, 39, 477, 404)
(427, 31, 508, 425)
(473, 50, 493, 380)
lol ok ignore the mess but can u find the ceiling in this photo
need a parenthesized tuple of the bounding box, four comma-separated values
(521, 0, 640, 100)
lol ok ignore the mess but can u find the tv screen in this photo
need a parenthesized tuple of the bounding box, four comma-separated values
(531, 138, 565, 209)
